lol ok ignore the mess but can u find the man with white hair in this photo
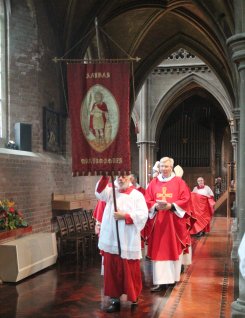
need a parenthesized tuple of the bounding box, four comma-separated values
(95, 174, 148, 312)
(145, 157, 192, 292)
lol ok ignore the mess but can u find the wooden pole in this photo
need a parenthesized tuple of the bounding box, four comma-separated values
(111, 174, 121, 256)
(95, 17, 101, 59)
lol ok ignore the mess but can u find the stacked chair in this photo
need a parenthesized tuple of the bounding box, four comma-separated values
(55, 209, 97, 262)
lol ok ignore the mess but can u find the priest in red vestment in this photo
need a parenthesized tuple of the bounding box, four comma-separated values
(190, 176, 215, 237)
(95, 175, 148, 313)
(144, 157, 192, 292)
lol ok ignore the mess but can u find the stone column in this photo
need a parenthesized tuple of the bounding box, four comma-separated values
(227, 4, 245, 312)
(138, 141, 157, 188)
(137, 82, 147, 187)
(137, 81, 157, 188)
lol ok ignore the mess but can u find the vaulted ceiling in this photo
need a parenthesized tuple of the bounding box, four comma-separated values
(44, 0, 235, 101)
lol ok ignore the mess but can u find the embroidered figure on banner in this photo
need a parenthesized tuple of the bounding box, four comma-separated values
(81, 84, 119, 152)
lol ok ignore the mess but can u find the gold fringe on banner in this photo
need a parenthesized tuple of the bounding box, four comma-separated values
(72, 170, 131, 177)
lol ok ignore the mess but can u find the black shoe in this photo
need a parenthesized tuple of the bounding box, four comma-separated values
(131, 297, 138, 306)
(131, 299, 138, 312)
(105, 299, 120, 313)
(150, 284, 166, 292)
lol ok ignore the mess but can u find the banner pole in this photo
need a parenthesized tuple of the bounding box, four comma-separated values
(95, 17, 101, 59)
(111, 174, 121, 257)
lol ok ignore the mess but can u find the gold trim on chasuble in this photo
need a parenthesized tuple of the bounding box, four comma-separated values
(156, 187, 173, 201)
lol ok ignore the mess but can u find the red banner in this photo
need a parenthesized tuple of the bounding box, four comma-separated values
(67, 63, 131, 175)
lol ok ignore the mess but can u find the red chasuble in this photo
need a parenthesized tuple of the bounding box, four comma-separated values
(190, 193, 214, 234)
(145, 176, 191, 261)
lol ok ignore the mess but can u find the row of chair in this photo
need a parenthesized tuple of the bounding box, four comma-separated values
(55, 210, 98, 262)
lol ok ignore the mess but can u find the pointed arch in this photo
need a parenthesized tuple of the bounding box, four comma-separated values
(150, 73, 233, 142)
(134, 33, 234, 106)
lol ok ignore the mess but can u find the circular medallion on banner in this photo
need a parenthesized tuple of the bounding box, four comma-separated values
(81, 84, 119, 153)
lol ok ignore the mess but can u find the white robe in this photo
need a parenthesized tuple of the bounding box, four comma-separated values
(95, 182, 148, 260)
(192, 185, 214, 197)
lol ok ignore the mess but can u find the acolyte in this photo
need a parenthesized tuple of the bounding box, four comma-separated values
(86, 72, 111, 79)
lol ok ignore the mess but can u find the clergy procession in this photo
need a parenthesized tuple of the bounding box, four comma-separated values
(91, 156, 214, 313)
(1, 1, 242, 317)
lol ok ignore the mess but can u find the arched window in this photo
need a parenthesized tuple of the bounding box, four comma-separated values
(0, 0, 7, 142)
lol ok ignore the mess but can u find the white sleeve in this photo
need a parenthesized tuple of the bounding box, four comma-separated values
(149, 204, 157, 219)
(206, 186, 214, 197)
(95, 181, 111, 202)
(239, 233, 245, 279)
(172, 203, 185, 218)
(127, 190, 149, 231)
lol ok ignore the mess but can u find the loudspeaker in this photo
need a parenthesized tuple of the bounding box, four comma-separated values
(14, 123, 32, 151)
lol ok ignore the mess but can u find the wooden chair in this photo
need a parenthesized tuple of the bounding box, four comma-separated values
(75, 210, 98, 254)
(72, 210, 93, 254)
(56, 214, 86, 262)
(83, 209, 96, 232)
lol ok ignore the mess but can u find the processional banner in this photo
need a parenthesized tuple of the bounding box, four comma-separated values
(67, 63, 131, 175)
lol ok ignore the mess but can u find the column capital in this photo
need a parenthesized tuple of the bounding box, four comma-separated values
(231, 132, 238, 146)
(227, 34, 245, 69)
(233, 107, 240, 119)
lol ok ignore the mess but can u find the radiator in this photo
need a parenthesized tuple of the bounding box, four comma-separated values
(0, 232, 58, 282)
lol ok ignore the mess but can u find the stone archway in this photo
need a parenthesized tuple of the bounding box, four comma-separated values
(157, 93, 232, 191)
(151, 73, 233, 143)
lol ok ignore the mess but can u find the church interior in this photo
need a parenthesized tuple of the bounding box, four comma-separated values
(0, 1, 244, 317)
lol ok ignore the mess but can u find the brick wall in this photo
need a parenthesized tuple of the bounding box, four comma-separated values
(0, 150, 99, 232)
(0, 1, 99, 233)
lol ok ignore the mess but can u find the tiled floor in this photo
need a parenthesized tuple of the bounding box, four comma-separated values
(159, 217, 234, 318)
(0, 217, 234, 318)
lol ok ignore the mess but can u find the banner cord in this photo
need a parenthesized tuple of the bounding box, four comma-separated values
(56, 17, 139, 127)
(59, 62, 69, 115)
(99, 26, 132, 59)
(131, 62, 136, 110)
(61, 28, 94, 59)
(54, 18, 140, 63)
